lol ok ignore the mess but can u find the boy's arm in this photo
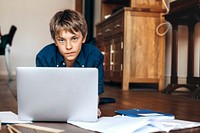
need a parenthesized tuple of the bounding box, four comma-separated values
(96, 53, 104, 117)
(35, 55, 48, 67)
(36, 57, 42, 67)
(97, 53, 104, 95)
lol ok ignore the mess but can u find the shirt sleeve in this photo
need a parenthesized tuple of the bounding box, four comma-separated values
(35, 54, 48, 67)
(96, 53, 104, 95)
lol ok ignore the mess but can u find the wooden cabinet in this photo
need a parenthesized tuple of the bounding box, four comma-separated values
(101, 0, 164, 20)
(101, 0, 130, 20)
(96, 7, 166, 91)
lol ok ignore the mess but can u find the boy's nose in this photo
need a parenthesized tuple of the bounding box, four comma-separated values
(65, 40, 72, 49)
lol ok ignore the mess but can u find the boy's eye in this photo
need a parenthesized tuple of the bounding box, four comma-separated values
(72, 36, 78, 41)
(58, 38, 65, 43)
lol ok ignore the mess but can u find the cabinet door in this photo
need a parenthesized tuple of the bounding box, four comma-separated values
(96, 25, 103, 43)
(103, 40, 111, 81)
(98, 40, 111, 81)
(110, 35, 123, 82)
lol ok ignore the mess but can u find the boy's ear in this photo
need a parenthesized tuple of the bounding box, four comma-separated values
(82, 33, 87, 43)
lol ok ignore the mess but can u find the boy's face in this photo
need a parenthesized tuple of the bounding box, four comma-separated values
(55, 30, 86, 66)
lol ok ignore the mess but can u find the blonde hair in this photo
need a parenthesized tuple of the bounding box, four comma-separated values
(50, 9, 88, 41)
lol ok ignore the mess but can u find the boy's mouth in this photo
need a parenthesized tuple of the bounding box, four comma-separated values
(66, 51, 76, 56)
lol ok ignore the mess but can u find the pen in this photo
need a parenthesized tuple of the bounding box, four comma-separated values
(7, 124, 21, 133)
(15, 124, 64, 133)
(7, 127, 14, 133)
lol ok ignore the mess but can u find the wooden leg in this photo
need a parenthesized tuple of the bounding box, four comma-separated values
(162, 25, 178, 94)
(170, 25, 178, 84)
(187, 24, 195, 85)
(122, 78, 129, 91)
(161, 84, 173, 94)
(162, 83, 197, 94)
(189, 86, 200, 99)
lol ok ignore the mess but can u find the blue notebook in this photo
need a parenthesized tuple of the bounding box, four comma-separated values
(115, 109, 175, 119)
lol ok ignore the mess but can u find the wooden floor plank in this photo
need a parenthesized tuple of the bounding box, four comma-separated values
(100, 85, 200, 122)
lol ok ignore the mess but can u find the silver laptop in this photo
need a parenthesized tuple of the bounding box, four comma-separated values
(16, 67, 98, 122)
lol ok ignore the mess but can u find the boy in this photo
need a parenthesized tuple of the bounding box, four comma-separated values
(35, 9, 104, 116)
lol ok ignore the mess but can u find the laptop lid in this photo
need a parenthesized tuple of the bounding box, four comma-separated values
(16, 67, 98, 122)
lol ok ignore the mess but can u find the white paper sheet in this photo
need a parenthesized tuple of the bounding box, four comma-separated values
(151, 119, 200, 132)
(0, 111, 31, 124)
(68, 115, 151, 133)
(68, 115, 200, 133)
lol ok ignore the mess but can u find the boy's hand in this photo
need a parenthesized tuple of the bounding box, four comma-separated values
(98, 108, 101, 117)
(98, 97, 101, 117)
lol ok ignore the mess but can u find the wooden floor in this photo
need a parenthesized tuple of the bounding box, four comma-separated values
(1, 76, 200, 132)
(100, 83, 200, 122)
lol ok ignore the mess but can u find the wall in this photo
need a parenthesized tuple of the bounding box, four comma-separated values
(0, 0, 75, 75)
(94, 0, 101, 37)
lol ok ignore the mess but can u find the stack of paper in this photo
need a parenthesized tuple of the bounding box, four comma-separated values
(68, 109, 200, 133)
(1, 111, 200, 133)
(68, 115, 200, 133)
(69, 116, 151, 133)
